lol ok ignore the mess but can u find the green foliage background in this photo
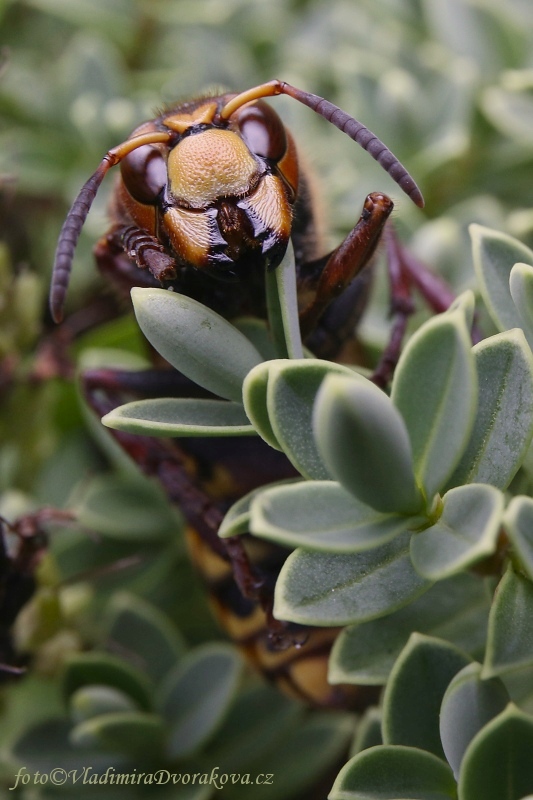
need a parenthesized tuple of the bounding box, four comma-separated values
(2, 0, 533, 797)
(3, 0, 533, 491)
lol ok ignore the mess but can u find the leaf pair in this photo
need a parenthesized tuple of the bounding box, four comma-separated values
(65, 595, 242, 760)
(472, 223, 533, 351)
(103, 242, 301, 437)
(13, 594, 353, 797)
(229, 290, 533, 626)
(330, 634, 533, 800)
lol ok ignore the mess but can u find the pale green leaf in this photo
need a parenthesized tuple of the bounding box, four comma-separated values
(63, 653, 153, 711)
(483, 566, 533, 679)
(329, 573, 490, 685)
(104, 592, 186, 685)
(470, 223, 533, 333)
(351, 708, 383, 755)
(70, 686, 138, 724)
(329, 745, 456, 800)
(250, 480, 410, 552)
(218, 478, 301, 538)
(70, 712, 164, 757)
(314, 375, 424, 514)
(391, 298, 477, 498)
(238, 714, 354, 800)
(242, 360, 282, 450)
(382, 633, 471, 758)
(233, 317, 278, 361)
(75, 473, 179, 542)
(102, 398, 254, 437)
(505, 495, 533, 581)
(459, 704, 533, 800)
(265, 240, 303, 359)
(440, 662, 510, 779)
(268, 360, 358, 480)
(158, 644, 242, 759)
(446, 329, 533, 490)
(509, 262, 533, 348)
(273, 533, 431, 626)
(410, 484, 504, 581)
(131, 287, 263, 402)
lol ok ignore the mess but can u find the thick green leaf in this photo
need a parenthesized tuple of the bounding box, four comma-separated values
(202, 685, 301, 774)
(505, 496, 533, 580)
(218, 493, 253, 538)
(471, 224, 533, 333)
(510, 263, 533, 348)
(459, 704, 533, 800)
(382, 633, 471, 758)
(233, 317, 279, 361)
(102, 398, 254, 437)
(391, 297, 477, 499)
(238, 713, 354, 800)
(63, 653, 153, 711)
(268, 360, 358, 480)
(105, 592, 186, 684)
(250, 480, 410, 552)
(410, 484, 504, 581)
(440, 662, 510, 779)
(70, 685, 138, 724)
(273, 532, 431, 626)
(351, 708, 383, 755)
(242, 360, 282, 449)
(314, 375, 424, 514)
(13, 719, 114, 773)
(483, 566, 533, 678)
(329, 573, 490, 685)
(265, 240, 304, 359)
(218, 479, 301, 538)
(446, 329, 533, 490)
(75, 473, 179, 542)
(131, 287, 263, 402)
(70, 711, 164, 757)
(329, 745, 457, 800)
(446, 290, 476, 328)
(500, 663, 533, 716)
(158, 644, 242, 759)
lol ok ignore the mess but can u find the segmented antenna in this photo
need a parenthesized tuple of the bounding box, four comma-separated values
(50, 130, 173, 323)
(50, 159, 112, 323)
(219, 80, 424, 209)
(52, 83, 424, 323)
(281, 84, 424, 209)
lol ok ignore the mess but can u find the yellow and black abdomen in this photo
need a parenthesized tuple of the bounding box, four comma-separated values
(175, 435, 377, 712)
(184, 525, 377, 711)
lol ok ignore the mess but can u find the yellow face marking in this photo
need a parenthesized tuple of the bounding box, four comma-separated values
(163, 205, 214, 266)
(246, 174, 292, 240)
(163, 101, 218, 134)
(167, 129, 260, 208)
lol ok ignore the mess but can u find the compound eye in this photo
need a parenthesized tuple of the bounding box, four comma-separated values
(236, 101, 287, 162)
(120, 144, 167, 205)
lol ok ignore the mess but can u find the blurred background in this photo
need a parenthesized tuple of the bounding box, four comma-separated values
(1, 0, 533, 796)
(3, 0, 533, 496)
